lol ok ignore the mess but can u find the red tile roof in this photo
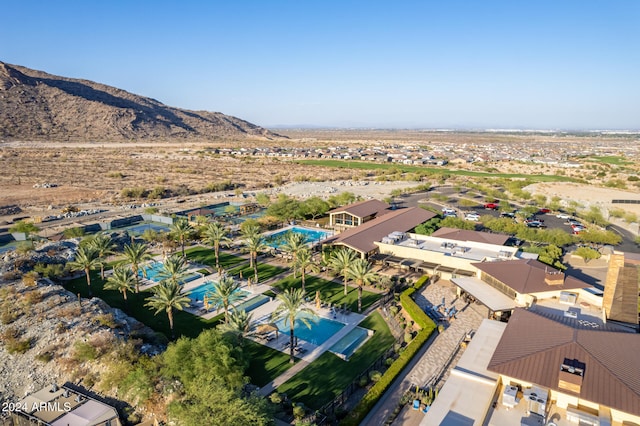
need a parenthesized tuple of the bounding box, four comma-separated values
(488, 308, 640, 416)
(472, 258, 589, 294)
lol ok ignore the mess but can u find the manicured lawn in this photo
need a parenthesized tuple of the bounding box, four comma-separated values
(61, 271, 222, 340)
(227, 262, 287, 283)
(587, 155, 633, 165)
(185, 246, 246, 269)
(272, 275, 381, 312)
(244, 340, 293, 387)
(276, 311, 395, 409)
(297, 159, 577, 182)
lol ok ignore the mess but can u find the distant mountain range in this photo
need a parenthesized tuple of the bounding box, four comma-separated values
(0, 62, 283, 141)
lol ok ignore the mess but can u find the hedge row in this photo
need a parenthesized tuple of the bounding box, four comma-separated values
(340, 285, 436, 426)
(413, 274, 429, 290)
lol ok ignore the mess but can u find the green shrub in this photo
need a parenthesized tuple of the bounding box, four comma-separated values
(369, 370, 382, 382)
(95, 313, 117, 329)
(292, 404, 306, 421)
(341, 287, 436, 426)
(269, 392, 282, 405)
(385, 357, 395, 367)
(6, 338, 31, 354)
(358, 375, 369, 387)
(413, 275, 429, 290)
(74, 341, 98, 361)
(404, 332, 413, 344)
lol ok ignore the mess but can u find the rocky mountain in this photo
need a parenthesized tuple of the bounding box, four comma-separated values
(0, 62, 283, 141)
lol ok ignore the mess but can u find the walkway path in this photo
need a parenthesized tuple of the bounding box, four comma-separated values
(361, 280, 486, 426)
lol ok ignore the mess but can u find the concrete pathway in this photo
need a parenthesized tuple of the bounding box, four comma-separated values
(361, 280, 486, 426)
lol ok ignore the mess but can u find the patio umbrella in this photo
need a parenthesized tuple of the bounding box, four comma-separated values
(203, 295, 209, 310)
(315, 291, 321, 309)
(256, 323, 279, 340)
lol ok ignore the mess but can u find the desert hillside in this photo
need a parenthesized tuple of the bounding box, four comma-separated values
(0, 62, 283, 141)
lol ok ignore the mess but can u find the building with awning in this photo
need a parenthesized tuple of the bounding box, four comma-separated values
(374, 231, 517, 280)
(322, 207, 436, 258)
(451, 276, 517, 315)
(328, 199, 392, 231)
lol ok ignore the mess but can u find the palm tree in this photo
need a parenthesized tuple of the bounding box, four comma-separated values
(206, 276, 243, 322)
(67, 246, 101, 297)
(271, 288, 316, 364)
(145, 280, 191, 339)
(294, 248, 319, 293)
(104, 265, 136, 306)
(218, 309, 256, 345)
(281, 232, 306, 278)
(123, 242, 153, 293)
(241, 225, 267, 283)
(328, 248, 358, 295)
(158, 254, 188, 287)
(88, 234, 115, 280)
(346, 258, 377, 313)
(170, 218, 194, 258)
(202, 222, 231, 269)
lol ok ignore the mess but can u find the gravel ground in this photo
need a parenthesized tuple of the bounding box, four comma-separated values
(266, 180, 419, 200)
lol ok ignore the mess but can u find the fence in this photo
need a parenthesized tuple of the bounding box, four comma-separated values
(612, 199, 640, 204)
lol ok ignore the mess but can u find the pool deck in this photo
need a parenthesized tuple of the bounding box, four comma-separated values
(256, 303, 366, 396)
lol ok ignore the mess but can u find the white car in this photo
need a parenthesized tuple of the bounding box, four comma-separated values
(465, 214, 480, 221)
(556, 213, 571, 219)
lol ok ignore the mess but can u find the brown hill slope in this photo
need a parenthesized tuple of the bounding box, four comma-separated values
(0, 62, 283, 141)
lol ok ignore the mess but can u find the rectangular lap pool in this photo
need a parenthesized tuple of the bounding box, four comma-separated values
(187, 281, 249, 303)
(274, 312, 344, 346)
(265, 226, 331, 249)
(329, 326, 370, 359)
(139, 262, 200, 284)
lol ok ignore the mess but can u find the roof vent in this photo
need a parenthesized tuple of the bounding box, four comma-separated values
(50, 383, 58, 393)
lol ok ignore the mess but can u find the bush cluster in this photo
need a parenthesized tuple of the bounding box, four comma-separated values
(341, 287, 436, 425)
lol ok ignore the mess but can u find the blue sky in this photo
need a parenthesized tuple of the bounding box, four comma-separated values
(2, 1, 639, 129)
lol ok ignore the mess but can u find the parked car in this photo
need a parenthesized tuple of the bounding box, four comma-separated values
(527, 221, 546, 228)
(484, 202, 499, 210)
(500, 212, 516, 218)
(538, 208, 551, 214)
(465, 212, 480, 221)
(556, 213, 571, 219)
(526, 217, 544, 223)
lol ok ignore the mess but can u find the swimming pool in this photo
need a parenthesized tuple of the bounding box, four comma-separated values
(274, 312, 344, 345)
(231, 294, 271, 313)
(330, 327, 370, 359)
(139, 262, 200, 284)
(265, 226, 331, 249)
(187, 281, 249, 302)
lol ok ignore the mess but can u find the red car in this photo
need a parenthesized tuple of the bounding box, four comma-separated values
(484, 203, 499, 210)
(538, 208, 551, 214)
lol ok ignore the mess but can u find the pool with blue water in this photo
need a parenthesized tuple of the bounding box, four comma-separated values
(266, 226, 330, 249)
(139, 262, 200, 284)
(274, 312, 344, 345)
(188, 281, 249, 302)
(329, 327, 370, 359)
